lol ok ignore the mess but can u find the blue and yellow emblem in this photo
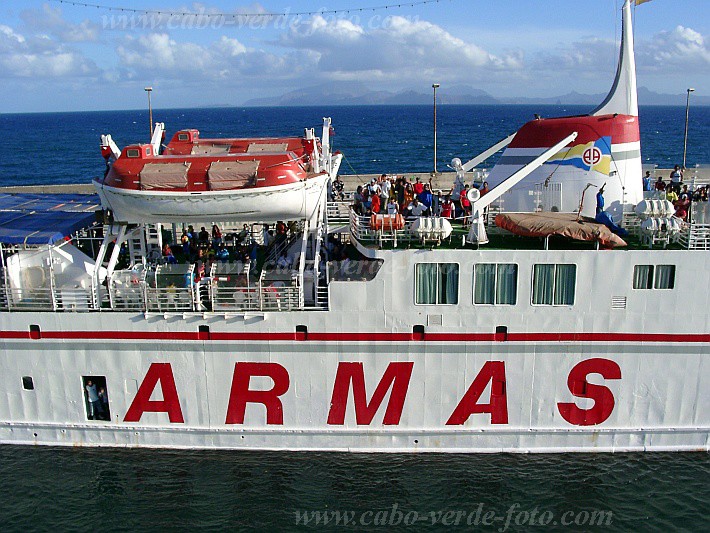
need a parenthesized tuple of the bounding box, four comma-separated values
(547, 136, 612, 175)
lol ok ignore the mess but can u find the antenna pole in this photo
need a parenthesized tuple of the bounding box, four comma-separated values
(145, 87, 153, 138)
(683, 88, 695, 169)
(432, 83, 440, 175)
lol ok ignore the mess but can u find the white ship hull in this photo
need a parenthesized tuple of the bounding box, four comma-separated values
(95, 173, 329, 224)
(1, 248, 708, 453)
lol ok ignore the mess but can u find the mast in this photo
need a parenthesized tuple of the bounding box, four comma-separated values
(592, 0, 638, 117)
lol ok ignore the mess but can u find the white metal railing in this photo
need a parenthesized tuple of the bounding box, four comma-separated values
(145, 286, 195, 312)
(327, 201, 352, 226)
(4, 286, 95, 312)
(349, 209, 411, 246)
(211, 282, 301, 312)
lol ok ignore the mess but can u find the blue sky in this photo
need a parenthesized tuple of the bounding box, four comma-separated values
(0, 0, 708, 112)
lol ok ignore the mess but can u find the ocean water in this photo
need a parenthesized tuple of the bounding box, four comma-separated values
(0, 447, 708, 531)
(1, 105, 708, 187)
(0, 105, 709, 530)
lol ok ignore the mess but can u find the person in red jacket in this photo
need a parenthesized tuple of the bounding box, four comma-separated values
(371, 193, 381, 214)
(460, 185, 472, 218)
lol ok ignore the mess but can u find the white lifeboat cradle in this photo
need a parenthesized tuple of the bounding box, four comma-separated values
(93, 118, 342, 313)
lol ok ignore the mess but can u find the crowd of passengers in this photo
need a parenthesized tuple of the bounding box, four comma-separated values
(350, 173, 488, 220)
(643, 165, 709, 221)
(159, 222, 349, 278)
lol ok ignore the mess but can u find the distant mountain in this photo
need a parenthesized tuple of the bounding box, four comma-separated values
(242, 83, 709, 107)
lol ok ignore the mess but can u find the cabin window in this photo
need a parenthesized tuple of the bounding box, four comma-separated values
(178, 133, 189, 141)
(474, 264, 518, 305)
(633, 265, 675, 290)
(532, 264, 576, 306)
(22, 376, 34, 390)
(633, 265, 654, 289)
(415, 263, 459, 305)
(83, 376, 111, 421)
(126, 148, 140, 158)
(145, 147, 151, 156)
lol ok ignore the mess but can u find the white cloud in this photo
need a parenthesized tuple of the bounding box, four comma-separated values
(115, 32, 316, 82)
(20, 4, 100, 43)
(279, 15, 508, 83)
(639, 25, 710, 71)
(0, 23, 99, 78)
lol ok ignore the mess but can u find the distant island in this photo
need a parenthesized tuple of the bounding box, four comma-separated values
(243, 82, 709, 107)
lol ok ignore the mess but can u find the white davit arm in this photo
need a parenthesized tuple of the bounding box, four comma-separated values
(305, 127, 320, 174)
(461, 133, 517, 172)
(321, 117, 332, 175)
(150, 122, 165, 155)
(100, 134, 122, 160)
(467, 131, 579, 245)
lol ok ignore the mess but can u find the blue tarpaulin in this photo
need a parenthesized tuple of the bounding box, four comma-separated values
(0, 193, 100, 245)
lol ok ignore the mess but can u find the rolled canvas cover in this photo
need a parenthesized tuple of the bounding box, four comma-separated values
(207, 161, 259, 191)
(495, 212, 627, 248)
(246, 143, 288, 153)
(140, 163, 190, 190)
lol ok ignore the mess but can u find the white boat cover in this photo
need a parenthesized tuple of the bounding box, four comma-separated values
(207, 161, 259, 191)
(140, 163, 190, 190)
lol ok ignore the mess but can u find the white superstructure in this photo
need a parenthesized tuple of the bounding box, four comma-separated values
(0, 0, 707, 453)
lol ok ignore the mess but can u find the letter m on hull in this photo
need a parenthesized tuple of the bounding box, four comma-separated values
(327, 362, 414, 425)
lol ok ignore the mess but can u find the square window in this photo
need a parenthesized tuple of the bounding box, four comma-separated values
(532, 264, 576, 306)
(415, 263, 459, 305)
(22, 376, 34, 391)
(474, 264, 518, 305)
(654, 265, 675, 289)
(633, 265, 654, 289)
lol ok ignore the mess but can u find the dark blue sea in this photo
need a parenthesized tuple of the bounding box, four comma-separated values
(1, 105, 708, 187)
(0, 105, 709, 531)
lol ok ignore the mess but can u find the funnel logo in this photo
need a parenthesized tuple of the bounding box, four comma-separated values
(548, 136, 612, 175)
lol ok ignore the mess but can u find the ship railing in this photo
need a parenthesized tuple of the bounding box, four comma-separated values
(313, 286, 329, 310)
(211, 282, 301, 312)
(349, 209, 411, 246)
(326, 201, 352, 226)
(2, 285, 96, 312)
(679, 204, 710, 250)
(144, 286, 195, 312)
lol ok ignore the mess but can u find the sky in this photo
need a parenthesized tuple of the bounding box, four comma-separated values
(0, 0, 708, 112)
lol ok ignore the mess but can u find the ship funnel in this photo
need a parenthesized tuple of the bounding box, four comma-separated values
(592, 0, 638, 117)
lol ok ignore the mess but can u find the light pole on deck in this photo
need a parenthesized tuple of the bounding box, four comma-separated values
(683, 88, 695, 169)
(432, 83, 440, 175)
(145, 86, 153, 138)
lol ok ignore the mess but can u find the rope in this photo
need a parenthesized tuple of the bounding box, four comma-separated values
(49, 0, 450, 19)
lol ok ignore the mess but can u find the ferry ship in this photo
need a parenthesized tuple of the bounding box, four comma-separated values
(0, 0, 708, 452)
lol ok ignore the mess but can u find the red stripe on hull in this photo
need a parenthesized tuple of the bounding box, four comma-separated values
(509, 114, 639, 148)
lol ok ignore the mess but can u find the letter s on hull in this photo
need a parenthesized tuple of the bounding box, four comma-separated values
(557, 358, 622, 426)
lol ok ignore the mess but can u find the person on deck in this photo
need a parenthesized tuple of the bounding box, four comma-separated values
(643, 171, 653, 191)
(386, 198, 399, 215)
(440, 195, 454, 219)
(406, 198, 427, 218)
(460, 185, 472, 219)
(654, 177, 666, 192)
(371, 192, 381, 214)
(418, 183, 433, 214)
(595, 185, 628, 237)
(669, 165, 683, 190)
(413, 177, 425, 196)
